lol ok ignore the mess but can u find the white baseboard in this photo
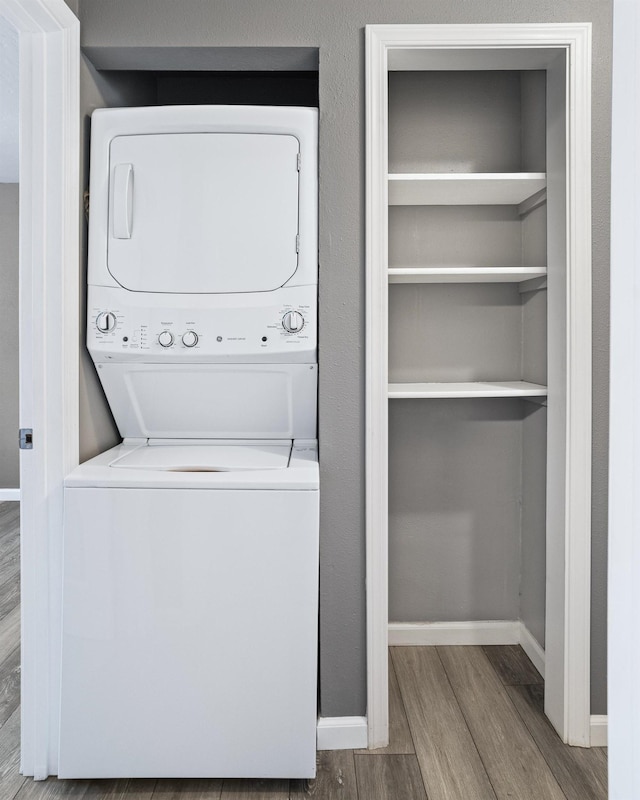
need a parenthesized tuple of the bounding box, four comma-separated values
(590, 715, 608, 747)
(317, 716, 368, 750)
(0, 489, 20, 502)
(518, 623, 546, 679)
(389, 620, 546, 678)
(389, 620, 521, 646)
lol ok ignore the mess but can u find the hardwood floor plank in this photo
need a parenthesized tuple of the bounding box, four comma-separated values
(16, 779, 110, 799)
(116, 780, 158, 799)
(0, 503, 19, 533)
(0, 524, 18, 551)
(152, 779, 222, 799)
(0, 539, 20, 587)
(0, 606, 20, 662)
(15, 777, 156, 800)
(507, 684, 607, 800)
(392, 647, 496, 800)
(355, 653, 413, 755)
(219, 779, 289, 799)
(0, 707, 25, 800)
(482, 645, 542, 686)
(354, 755, 426, 800)
(290, 750, 357, 799)
(0, 647, 20, 728)
(0, 571, 20, 621)
(438, 646, 565, 800)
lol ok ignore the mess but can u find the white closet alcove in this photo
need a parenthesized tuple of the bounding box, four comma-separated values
(365, 24, 592, 749)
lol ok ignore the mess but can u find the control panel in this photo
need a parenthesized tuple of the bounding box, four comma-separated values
(88, 284, 317, 364)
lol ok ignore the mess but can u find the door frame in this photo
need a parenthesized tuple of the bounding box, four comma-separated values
(365, 23, 592, 748)
(0, 0, 80, 779)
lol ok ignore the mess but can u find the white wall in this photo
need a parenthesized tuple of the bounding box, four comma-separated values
(609, 0, 640, 795)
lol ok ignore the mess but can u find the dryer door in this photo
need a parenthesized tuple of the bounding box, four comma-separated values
(107, 133, 300, 293)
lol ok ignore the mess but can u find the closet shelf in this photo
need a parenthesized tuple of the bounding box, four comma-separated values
(388, 381, 548, 399)
(388, 267, 547, 284)
(387, 172, 547, 206)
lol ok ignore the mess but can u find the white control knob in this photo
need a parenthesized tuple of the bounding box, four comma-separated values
(282, 310, 305, 333)
(96, 311, 116, 333)
(158, 330, 174, 348)
(182, 331, 198, 348)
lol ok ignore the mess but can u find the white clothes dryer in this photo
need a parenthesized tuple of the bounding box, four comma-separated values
(59, 106, 319, 779)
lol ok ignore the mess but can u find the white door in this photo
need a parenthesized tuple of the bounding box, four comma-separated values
(107, 133, 300, 294)
(4, 0, 81, 779)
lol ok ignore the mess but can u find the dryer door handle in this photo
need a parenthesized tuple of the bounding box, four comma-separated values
(112, 163, 134, 239)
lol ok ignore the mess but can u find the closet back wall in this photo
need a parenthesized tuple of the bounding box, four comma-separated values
(78, 0, 612, 717)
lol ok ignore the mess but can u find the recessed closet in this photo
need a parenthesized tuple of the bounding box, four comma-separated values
(366, 25, 592, 747)
(388, 67, 548, 642)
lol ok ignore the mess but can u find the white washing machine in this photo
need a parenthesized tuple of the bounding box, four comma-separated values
(58, 106, 319, 779)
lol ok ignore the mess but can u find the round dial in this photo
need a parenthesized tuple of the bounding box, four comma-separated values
(182, 331, 199, 348)
(158, 330, 174, 348)
(96, 311, 116, 333)
(282, 310, 305, 334)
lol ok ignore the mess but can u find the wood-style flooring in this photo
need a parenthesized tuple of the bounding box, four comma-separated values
(0, 502, 607, 799)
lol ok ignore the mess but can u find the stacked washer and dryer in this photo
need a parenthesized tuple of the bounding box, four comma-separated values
(58, 106, 319, 779)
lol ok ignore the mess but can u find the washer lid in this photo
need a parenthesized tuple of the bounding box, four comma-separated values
(109, 441, 292, 472)
(107, 132, 300, 294)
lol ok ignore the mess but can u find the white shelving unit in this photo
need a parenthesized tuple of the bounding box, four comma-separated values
(384, 66, 553, 667)
(388, 267, 547, 284)
(387, 167, 549, 392)
(366, 23, 593, 753)
(388, 381, 548, 399)
(388, 172, 546, 206)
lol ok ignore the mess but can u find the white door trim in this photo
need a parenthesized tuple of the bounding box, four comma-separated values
(365, 23, 592, 748)
(365, 24, 390, 751)
(609, 0, 640, 795)
(0, 0, 80, 779)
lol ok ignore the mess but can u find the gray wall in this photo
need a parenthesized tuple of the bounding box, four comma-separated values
(0, 20, 19, 183)
(389, 283, 525, 383)
(389, 399, 524, 623)
(389, 71, 526, 173)
(0, 184, 19, 489)
(78, 0, 612, 715)
(521, 403, 547, 647)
